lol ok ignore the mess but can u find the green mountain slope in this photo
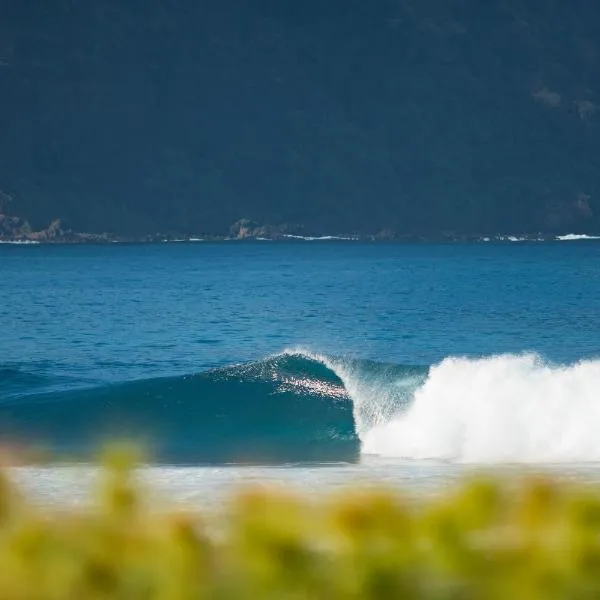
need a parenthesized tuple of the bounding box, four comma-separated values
(1, 0, 599, 237)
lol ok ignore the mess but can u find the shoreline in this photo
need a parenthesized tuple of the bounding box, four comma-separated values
(2, 233, 600, 245)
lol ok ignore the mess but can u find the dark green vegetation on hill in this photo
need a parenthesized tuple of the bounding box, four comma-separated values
(1, 0, 600, 239)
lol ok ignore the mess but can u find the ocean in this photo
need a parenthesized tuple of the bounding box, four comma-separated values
(2, 240, 600, 506)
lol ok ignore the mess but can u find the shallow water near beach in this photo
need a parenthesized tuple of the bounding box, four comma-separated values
(2, 240, 600, 504)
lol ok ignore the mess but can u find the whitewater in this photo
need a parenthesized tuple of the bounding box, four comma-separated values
(280, 350, 600, 464)
(357, 354, 600, 463)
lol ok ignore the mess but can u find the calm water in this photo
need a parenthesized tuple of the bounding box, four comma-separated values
(2, 241, 600, 503)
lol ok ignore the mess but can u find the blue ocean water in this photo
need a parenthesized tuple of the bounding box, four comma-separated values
(1, 241, 600, 472)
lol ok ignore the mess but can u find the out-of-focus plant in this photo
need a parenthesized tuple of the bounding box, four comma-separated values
(0, 452, 599, 599)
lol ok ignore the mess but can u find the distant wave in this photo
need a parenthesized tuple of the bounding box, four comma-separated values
(556, 233, 600, 241)
(2, 351, 600, 464)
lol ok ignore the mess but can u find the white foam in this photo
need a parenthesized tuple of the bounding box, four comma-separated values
(282, 234, 358, 241)
(361, 354, 600, 463)
(0, 239, 40, 245)
(556, 233, 600, 241)
(479, 235, 544, 242)
(496, 235, 542, 242)
(277, 349, 600, 464)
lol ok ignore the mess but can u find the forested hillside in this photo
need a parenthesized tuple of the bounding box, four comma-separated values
(1, 0, 600, 238)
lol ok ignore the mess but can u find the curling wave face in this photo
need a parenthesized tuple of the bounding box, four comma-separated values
(1, 351, 600, 464)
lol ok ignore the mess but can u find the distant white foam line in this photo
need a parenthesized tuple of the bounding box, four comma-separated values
(556, 233, 600, 241)
(283, 234, 358, 241)
(0, 240, 40, 245)
(362, 354, 600, 463)
(496, 235, 529, 242)
(480, 235, 544, 242)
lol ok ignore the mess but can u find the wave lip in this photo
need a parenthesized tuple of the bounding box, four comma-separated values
(362, 354, 600, 464)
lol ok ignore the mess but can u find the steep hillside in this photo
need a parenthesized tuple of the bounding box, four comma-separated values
(1, 0, 599, 237)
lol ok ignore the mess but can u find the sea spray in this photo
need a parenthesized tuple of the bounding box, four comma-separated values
(278, 348, 426, 437)
(361, 354, 600, 463)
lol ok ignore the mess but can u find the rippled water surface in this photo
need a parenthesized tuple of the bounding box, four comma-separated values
(2, 241, 600, 501)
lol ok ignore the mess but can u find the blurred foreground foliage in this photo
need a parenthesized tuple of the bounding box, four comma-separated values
(1, 450, 600, 599)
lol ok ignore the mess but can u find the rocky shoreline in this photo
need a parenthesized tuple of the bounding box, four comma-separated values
(0, 213, 595, 245)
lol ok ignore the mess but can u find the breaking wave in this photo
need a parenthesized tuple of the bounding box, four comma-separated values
(362, 354, 600, 463)
(2, 351, 600, 464)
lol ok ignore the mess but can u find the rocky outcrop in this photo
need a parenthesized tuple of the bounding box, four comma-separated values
(229, 219, 259, 239)
(0, 210, 115, 243)
(27, 218, 65, 241)
(228, 219, 305, 240)
(0, 213, 32, 239)
(0, 191, 33, 239)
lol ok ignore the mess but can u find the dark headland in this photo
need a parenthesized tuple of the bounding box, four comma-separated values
(1, 1, 600, 242)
